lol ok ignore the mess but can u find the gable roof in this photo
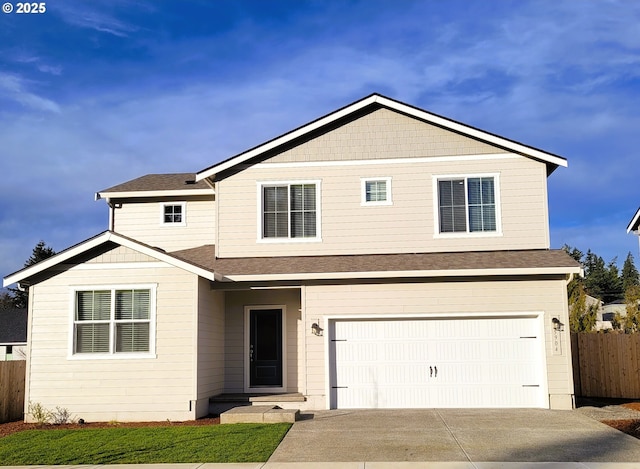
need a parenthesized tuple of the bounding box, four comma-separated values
(96, 173, 213, 200)
(196, 93, 568, 181)
(0, 308, 27, 344)
(627, 207, 640, 233)
(3, 231, 221, 288)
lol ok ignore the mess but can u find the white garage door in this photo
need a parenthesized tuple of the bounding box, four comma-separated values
(329, 316, 545, 409)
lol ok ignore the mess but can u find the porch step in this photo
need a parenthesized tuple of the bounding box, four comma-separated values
(220, 405, 300, 424)
(209, 393, 306, 414)
(250, 392, 306, 405)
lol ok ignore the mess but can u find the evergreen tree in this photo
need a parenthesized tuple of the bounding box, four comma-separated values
(621, 252, 640, 292)
(621, 284, 640, 333)
(7, 241, 56, 309)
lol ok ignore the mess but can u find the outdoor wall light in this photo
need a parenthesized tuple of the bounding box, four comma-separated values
(552, 317, 564, 331)
(311, 322, 324, 336)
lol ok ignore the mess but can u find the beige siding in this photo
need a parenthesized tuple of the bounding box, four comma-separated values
(195, 279, 224, 417)
(217, 154, 549, 257)
(223, 289, 301, 393)
(302, 278, 573, 410)
(26, 247, 199, 422)
(267, 108, 506, 163)
(112, 196, 215, 252)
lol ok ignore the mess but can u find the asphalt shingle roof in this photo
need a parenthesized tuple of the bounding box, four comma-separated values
(99, 173, 211, 194)
(169, 246, 581, 278)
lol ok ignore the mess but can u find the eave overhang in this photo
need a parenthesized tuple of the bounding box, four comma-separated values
(627, 207, 640, 234)
(3, 231, 221, 288)
(196, 93, 568, 181)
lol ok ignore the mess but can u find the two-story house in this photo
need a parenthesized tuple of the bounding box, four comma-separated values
(3, 94, 581, 422)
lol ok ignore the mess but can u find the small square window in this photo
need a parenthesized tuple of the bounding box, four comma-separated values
(160, 202, 186, 226)
(361, 178, 392, 206)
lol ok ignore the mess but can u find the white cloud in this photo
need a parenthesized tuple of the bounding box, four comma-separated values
(0, 73, 61, 113)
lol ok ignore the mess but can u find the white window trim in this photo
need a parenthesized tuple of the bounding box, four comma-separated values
(432, 173, 503, 238)
(159, 202, 187, 227)
(361, 177, 392, 206)
(68, 284, 157, 360)
(256, 180, 322, 243)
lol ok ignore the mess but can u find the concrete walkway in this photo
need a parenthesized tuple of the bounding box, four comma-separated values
(269, 409, 640, 463)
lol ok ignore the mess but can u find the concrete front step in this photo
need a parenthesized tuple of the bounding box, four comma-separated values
(220, 405, 300, 424)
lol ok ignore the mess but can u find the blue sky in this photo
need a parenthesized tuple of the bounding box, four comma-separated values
(1, 0, 639, 282)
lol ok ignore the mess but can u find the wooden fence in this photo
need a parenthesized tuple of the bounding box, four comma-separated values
(571, 332, 640, 398)
(0, 360, 26, 423)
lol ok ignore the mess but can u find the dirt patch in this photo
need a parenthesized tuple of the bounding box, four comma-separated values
(0, 416, 220, 439)
(603, 419, 640, 439)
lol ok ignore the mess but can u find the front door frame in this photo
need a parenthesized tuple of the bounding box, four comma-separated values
(244, 305, 287, 393)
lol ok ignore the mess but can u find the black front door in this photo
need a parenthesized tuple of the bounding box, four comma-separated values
(249, 308, 283, 387)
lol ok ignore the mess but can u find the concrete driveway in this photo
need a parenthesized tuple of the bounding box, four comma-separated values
(268, 408, 640, 463)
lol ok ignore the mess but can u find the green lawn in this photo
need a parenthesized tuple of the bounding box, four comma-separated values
(0, 423, 291, 465)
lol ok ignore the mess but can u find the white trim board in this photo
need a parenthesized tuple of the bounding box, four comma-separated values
(196, 94, 567, 181)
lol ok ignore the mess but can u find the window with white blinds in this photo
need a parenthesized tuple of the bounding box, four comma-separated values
(261, 182, 319, 240)
(437, 175, 499, 235)
(73, 286, 154, 356)
(361, 177, 392, 206)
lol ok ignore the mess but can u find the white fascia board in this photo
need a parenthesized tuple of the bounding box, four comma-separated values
(195, 95, 380, 181)
(195, 94, 566, 181)
(220, 266, 583, 282)
(3, 232, 113, 287)
(626, 207, 640, 234)
(96, 189, 214, 200)
(3, 232, 219, 287)
(373, 96, 568, 168)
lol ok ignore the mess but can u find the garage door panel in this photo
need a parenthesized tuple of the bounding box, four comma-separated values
(330, 317, 545, 409)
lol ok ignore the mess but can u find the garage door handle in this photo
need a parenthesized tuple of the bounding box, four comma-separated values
(430, 366, 438, 378)
(434, 366, 438, 377)
(522, 384, 540, 387)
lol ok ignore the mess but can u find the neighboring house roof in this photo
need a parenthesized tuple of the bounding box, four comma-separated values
(627, 206, 640, 233)
(0, 308, 27, 344)
(195, 93, 568, 182)
(3, 231, 222, 288)
(171, 245, 582, 282)
(96, 173, 213, 200)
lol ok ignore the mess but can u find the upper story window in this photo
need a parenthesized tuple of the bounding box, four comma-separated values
(435, 174, 500, 235)
(71, 285, 156, 358)
(161, 202, 186, 226)
(361, 177, 392, 206)
(259, 181, 321, 241)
